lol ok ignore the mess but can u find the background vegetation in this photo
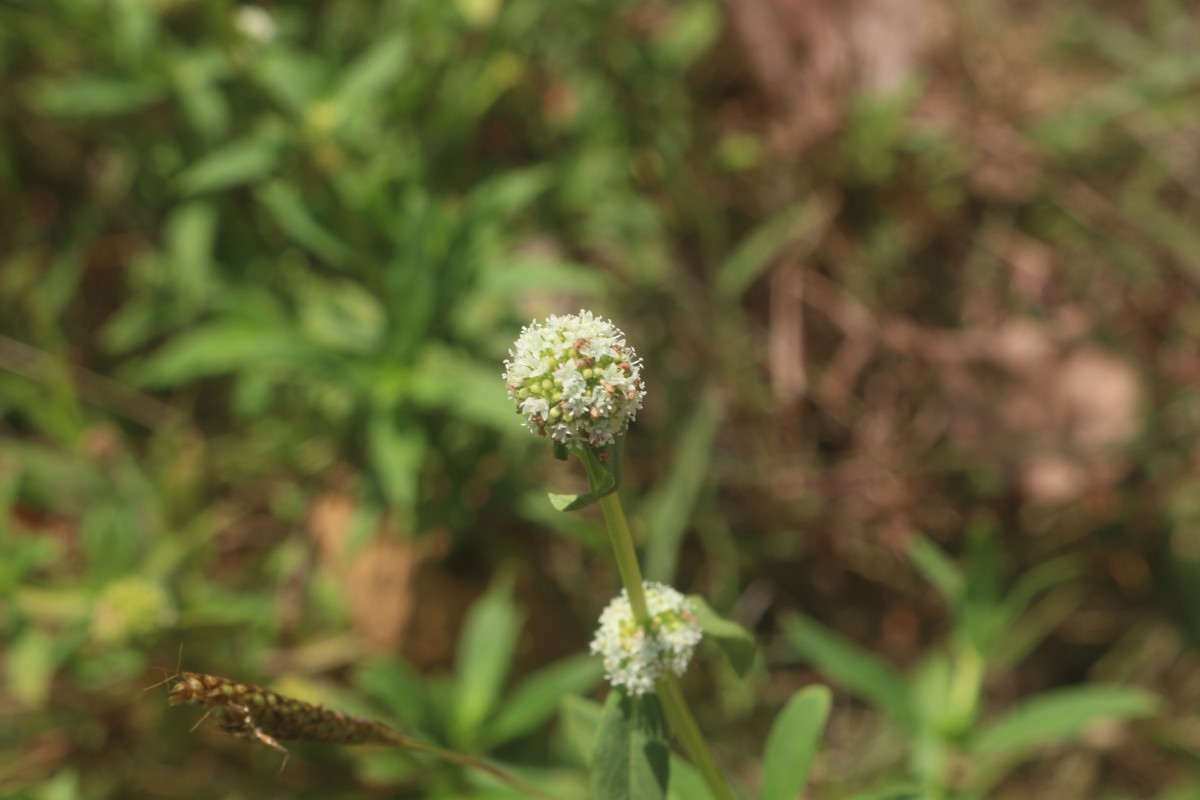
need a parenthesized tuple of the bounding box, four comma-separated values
(2, 0, 1198, 797)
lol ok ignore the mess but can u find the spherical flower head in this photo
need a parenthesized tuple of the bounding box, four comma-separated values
(503, 310, 646, 448)
(589, 582, 702, 696)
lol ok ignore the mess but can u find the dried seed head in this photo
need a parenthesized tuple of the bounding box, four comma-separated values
(167, 672, 401, 748)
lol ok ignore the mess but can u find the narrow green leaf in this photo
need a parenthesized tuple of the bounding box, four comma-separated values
(8, 628, 58, 708)
(972, 685, 1159, 758)
(548, 487, 610, 512)
(467, 167, 552, 220)
(333, 35, 410, 110)
(354, 657, 431, 732)
(906, 536, 963, 606)
(560, 695, 604, 765)
(644, 386, 722, 583)
(299, 279, 386, 352)
(33, 76, 165, 117)
(452, 575, 524, 747)
(177, 135, 282, 195)
(366, 412, 424, 518)
(688, 595, 757, 678)
(409, 346, 521, 432)
(132, 321, 303, 386)
(592, 689, 670, 800)
(780, 613, 917, 730)
(549, 443, 621, 511)
(759, 686, 831, 800)
(845, 787, 932, 800)
(715, 195, 836, 300)
(667, 756, 717, 800)
(992, 556, 1081, 637)
(482, 654, 604, 749)
(164, 202, 218, 304)
(257, 182, 353, 266)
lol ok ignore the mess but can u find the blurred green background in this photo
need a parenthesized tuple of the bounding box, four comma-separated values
(3, 0, 1199, 797)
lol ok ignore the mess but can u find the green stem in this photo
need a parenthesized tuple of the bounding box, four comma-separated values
(585, 452, 735, 800)
(596, 491, 650, 622)
(658, 674, 735, 800)
(578, 448, 648, 623)
(401, 738, 557, 800)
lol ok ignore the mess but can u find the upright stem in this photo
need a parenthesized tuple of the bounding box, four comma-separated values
(597, 492, 650, 622)
(585, 454, 735, 800)
(657, 674, 735, 800)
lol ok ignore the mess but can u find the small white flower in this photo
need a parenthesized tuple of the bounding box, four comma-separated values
(589, 582, 702, 696)
(233, 5, 276, 45)
(502, 310, 646, 447)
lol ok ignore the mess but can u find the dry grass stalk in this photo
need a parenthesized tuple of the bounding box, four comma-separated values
(164, 671, 554, 799)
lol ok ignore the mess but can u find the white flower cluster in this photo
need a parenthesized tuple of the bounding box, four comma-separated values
(589, 582, 702, 696)
(503, 310, 646, 447)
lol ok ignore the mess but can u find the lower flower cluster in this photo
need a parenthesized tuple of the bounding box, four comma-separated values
(590, 582, 703, 696)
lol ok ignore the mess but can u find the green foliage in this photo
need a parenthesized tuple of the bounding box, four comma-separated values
(591, 689, 671, 800)
(782, 533, 1159, 796)
(688, 595, 757, 679)
(356, 581, 602, 756)
(4, 0, 1199, 797)
(759, 686, 831, 800)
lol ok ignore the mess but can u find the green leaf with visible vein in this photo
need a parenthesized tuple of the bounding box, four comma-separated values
(592, 689, 670, 800)
(759, 686, 831, 800)
(972, 685, 1158, 758)
(483, 655, 603, 749)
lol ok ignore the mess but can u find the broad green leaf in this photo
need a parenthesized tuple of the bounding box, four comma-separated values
(252, 48, 324, 116)
(355, 657, 431, 732)
(298, 279, 386, 352)
(972, 685, 1159, 758)
(172, 51, 232, 141)
(906, 536, 963, 606)
(845, 787, 932, 800)
(452, 575, 524, 747)
(257, 182, 353, 267)
(177, 134, 282, 195)
(759, 686, 831, 800)
(477, 258, 609, 298)
(1156, 781, 1200, 800)
(688, 595, 756, 678)
(482, 654, 604, 749)
(8, 627, 58, 708)
(781, 613, 917, 730)
(666, 756, 716, 800)
(164, 202, 218, 304)
(468, 167, 552, 220)
(366, 412, 425, 521)
(333, 35, 410, 111)
(409, 346, 519, 432)
(644, 386, 722, 583)
(33, 76, 165, 117)
(132, 321, 303, 386)
(592, 689, 670, 800)
(653, 2, 720, 67)
(560, 694, 604, 765)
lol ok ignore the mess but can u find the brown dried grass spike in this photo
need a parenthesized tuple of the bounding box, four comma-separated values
(168, 672, 402, 748)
